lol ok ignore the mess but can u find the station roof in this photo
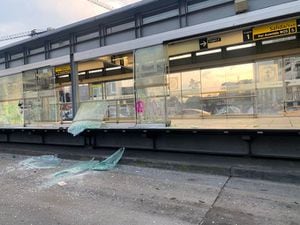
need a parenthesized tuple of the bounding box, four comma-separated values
(0, 0, 176, 53)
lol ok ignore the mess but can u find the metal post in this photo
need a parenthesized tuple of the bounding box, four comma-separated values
(23, 47, 29, 65)
(45, 41, 51, 60)
(70, 33, 79, 117)
(135, 14, 142, 38)
(99, 25, 106, 47)
(179, 0, 187, 28)
(4, 52, 9, 69)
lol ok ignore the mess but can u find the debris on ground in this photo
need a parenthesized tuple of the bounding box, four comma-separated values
(54, 147, 125, 178)
(19, 155, 62, 169)
(57, 181, 67, 187)
(41, 148, 125, 188)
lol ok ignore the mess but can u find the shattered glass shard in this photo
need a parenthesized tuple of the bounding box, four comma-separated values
(54, 147, 125, 178)
(19, 155, 62, 169)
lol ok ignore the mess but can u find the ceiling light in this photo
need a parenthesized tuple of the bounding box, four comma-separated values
(106, 66, 122, 71)
(58, 74, 69, 78)
(262, 36, 296, 45)
(196, 49, 222, 56)
(169, 54, 192, 61)
(226, 43, 256, 51)
(89, 69, 103, 74)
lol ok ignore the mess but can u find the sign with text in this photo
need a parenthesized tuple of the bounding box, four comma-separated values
(194, 18, 300, 53)
(243, 29, 253, 42)
(55, 64, 71, 76)
(253, 19, 298, 41)
(199, 31, 244, 50)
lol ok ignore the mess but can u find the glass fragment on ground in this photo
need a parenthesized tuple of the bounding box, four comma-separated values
(19, 155, 62, 169)
(40, 148, 125, 188)
(54, 147, 125, 178)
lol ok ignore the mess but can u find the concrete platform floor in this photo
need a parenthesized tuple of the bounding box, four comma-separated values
(171, 116, 300, 129)
(0, 153, 299, 225)
(5, 116, 300, 130)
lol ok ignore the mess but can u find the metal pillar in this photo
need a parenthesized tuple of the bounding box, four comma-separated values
(23, 47, 29, 65)
(70, 33, 79, 117)
(135, 14, 143, 38)
(179, 0, 188, 28)
(4, 52, 9, 69)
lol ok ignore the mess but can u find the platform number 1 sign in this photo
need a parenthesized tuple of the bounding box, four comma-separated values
(243, 29, 253, 42)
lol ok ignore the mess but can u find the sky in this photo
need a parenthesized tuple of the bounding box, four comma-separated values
(0, 0, 140, 47)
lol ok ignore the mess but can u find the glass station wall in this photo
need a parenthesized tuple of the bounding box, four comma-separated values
(76, 52, 135, 123)
(74, 45, 168, 126)
(54, 64, 73, 122)
(167, 56, 300, 120)
(0, 73, 24, 126)
(283, 56, 300, 116)
(23, 67, 58, 125)
(1, 54, 299, 129)
(85, 79, 135, 121)
(135, 45, 168, 125)
(168, 63, 255, 118)
(0, 67, 58, 127)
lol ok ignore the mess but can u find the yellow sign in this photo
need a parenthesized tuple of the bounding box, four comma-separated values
(55, 64, 71, 75)
(253, 19, 297, 40)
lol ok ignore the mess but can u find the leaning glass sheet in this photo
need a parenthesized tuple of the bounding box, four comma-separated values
(68, 100, 108, 136)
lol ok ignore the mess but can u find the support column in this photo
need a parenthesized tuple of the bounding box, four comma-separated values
(23, 47, 29, 65)
(135, 14, 143, 38)
(4, 52, 9, 69)
(99, 25, 106, 47)
(70, 33, 79, 117)
(179, 0, 188, 28)
(45, 41, 51, 60)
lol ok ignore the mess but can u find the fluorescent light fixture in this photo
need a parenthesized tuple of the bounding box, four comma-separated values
(79, 84, 88, 87)
(78, 72, 86, 76)
(196, 48, 222, 56)
(169, 54, 192, 61)
(226, 43, 256, 51)
(89, 69, 103, 74)
(58, 74, 69, 78)
(262, 35, 296, 45)
(106, 66, 122, 71)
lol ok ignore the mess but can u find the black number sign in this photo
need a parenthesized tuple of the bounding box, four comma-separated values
(243, 29, 253, 42)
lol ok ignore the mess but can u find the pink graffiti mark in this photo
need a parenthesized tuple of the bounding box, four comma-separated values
(135, 100, 144, 113)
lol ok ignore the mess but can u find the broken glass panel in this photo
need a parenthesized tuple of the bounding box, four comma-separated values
(68, 100, 108, 136)
(54, 147, 125, 178)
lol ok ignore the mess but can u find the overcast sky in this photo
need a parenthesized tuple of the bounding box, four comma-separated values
(0, 0, 139, 47)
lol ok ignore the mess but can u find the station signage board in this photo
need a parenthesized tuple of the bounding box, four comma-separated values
(196, 19, 300, 52)
(199, 31, 244, 50)
(55, 64, 71, 76)
(252, 19, 298, 41)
